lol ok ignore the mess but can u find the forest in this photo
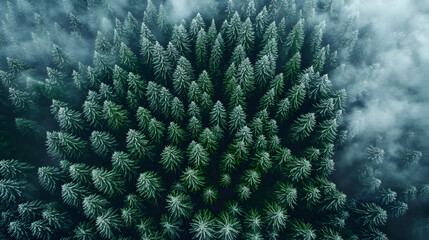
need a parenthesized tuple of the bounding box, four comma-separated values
(0, 0, 428, 239)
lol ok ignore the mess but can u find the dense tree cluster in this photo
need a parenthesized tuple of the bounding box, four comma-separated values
(0, 0, 421, 239)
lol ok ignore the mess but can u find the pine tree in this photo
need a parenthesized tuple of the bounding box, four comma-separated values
(57, 106, 85, 134)
(315, 118, 338, 143)
(290, 220, 316, 240)
(181, 167, 205, 192)
(190, 209, 216, 240)
(8, 88, 36, 113)
(236, 58, 255, 95)
(171, 24, 191, 57)
(0, 179, 27, 203)
(96, 208, 123, 239)
(309, 74, 332, 101)
(69, 163, 92, 186)
(313, 46, 326, 74)
(166, 191, 194, 219)
(30, 219, 54, 240)
(111, 151, 139, 181)
(136, 106, 153, 131)
(46, 131, 87, 159)
(74, 222, 97, 240)
(229, 105, 246, 133)
(286, 157, 312, 181)
(197, 71, 214, 96)
(254, 54, 275, 88)
(147, 118, 165, 144)
(91, 168, 126, 197)
(215, 211, 241, 240)
(275, 183, 298, 209)
(93, 51, 112, 79)
(152, 42, 172, 83)
(171, 97, 186, 123)
(167, 122, 186, 145)
(355, 203, 387, 227)
(137, 171, 164, 202)
(290, 113, 316, 141)
(238, 18, 254, 53)
(38, 166, 67, 193)
(209, 34, 225, 77)
(0, 159, 33, 179)
(188, 116, 203, 140)
(196, 28, 208, 70)
(144, 0, 158, 28)
(188, 142, 210, 168)
(160, 214, 182, 239)
(173, 65, 191, 98)
(285, 19, 304, 57)
(62, 182, 88, 207)
(264, 202, 288, 231)
(255, 7, 268, 38)
(126, 129, 154, 160)
(127, 72, 146, 100)
(102, 100, 130, 132)
(140, 37, 154, 65)
(284, 52, 301, 83)
(52, 44, 73, 73)
(160, 145, 184, 173)
(119, 42, 138, 72)
(157, 4, 171, 41)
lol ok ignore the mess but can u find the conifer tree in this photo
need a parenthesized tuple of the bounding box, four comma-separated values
(196, 28, 208, 70)
(285, 19, 304, 57)
(38, 166, 67, 193)
(215, 211, 241, 240)
(238, 18, 255, 53)
(91, 168, 126, 197)
(160, 145, 184, 173)
(166, 191, 194, 219)
(46, 131, 87, 159)
(0, 159, 33, 179)
(152, 42, 172, 83)
(111, 151, 139, 181)
(137, 171, 164, 202)
(126, 129, 154, 160)
(284, 52, 302, 82)
(190, 209, 216, 240)
(227, 12, 241, 46)
(102, 100, 130, 132)
(96, 208, 123, 239)
(172, 24, 191, 58)
(181, 167, 205, 192)
(290, 113, 316, 141)
(209, 34, 225, 77)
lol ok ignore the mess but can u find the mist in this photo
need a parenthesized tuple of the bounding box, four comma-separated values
(330, 0, 429, 238)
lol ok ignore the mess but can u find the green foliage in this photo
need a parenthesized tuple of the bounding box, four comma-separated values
(0, 2, 389, 239)
(92, 168, 126, 197)
(96, 208, 123, 239)
(126, 129, 154, 160)
(160, 145, 183, 172)
(137, 171, 164, 202)
(166, 191, 193, 219)
(290, 113, 316, 142)
(0, 159, 33, 179)
(190, 209, 216, 240)
(102, 100, 130, 132)
(90, 131, 118, 157)
(38, 166, 67, 193)
(0, 179, 27, 203)
(215, 211, 241, 240)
